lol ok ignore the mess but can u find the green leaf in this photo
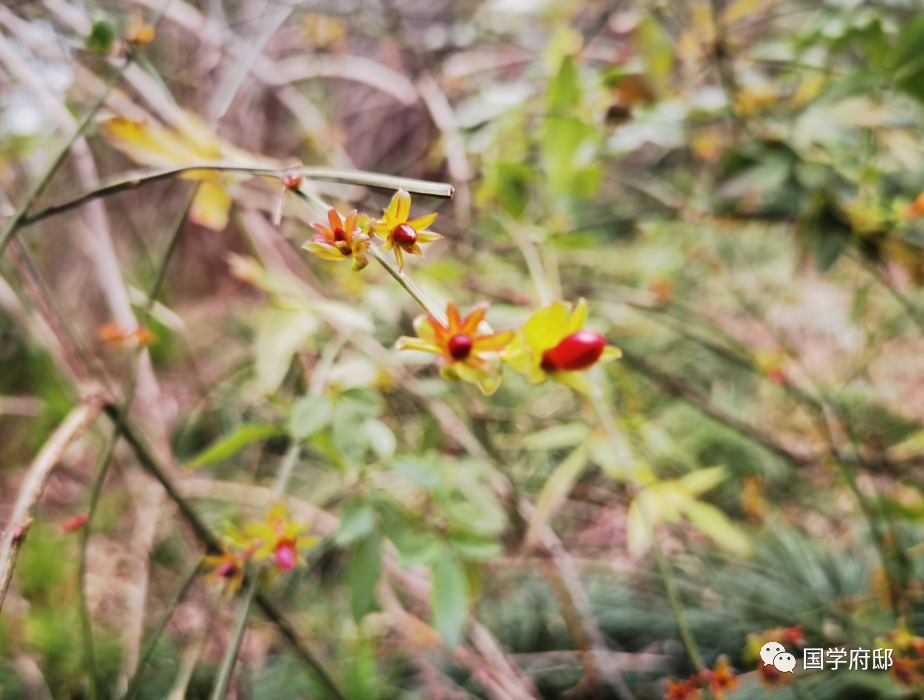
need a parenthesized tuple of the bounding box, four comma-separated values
(289, 396, 332, 440)
(394, 457, 443, 489)
(547, 55, 581, 113)
(364, 419, 396, 460)
(347, 533, 382, 622)
(496, 162, 533, 219)
(432, 549, 467, 649)
(254, 308, 318, 394)
(890, 12, 924, 72)
(449, 533, 503, 562)
(541, 117, 599, 196)
(678, 467, 726, 497)
(336, 499, 376, 546)
(685, 501, 752, 556)
(523, 422, 590, 450)
(339, 388, 384, 418)
(333, 403, 366, 462)
(524, 445, 588, 548)
(186, 423, 283, 469)
(377, 501, 442, 565)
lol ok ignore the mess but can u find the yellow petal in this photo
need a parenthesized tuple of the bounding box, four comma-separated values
(568, 298, 588, 334)
(523, 301, 570, 354)
(389, 190, 411, 223)
(408, 213, 437, 232)
(552, 371, 600, 396)
(189, 181, 232, 231)
(396, 336, 440, 353)
(394, 246, 405, 271)
(416, 231, 443, 243)
(413, 315, 438, 341)
(383, 208, 398, 229)
(100, 117, 204, 168)
(303, 239, 347, 261)
(600, 346, 623, 362)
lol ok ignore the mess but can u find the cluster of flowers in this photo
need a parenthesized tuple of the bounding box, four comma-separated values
(665, 657, 738, 700)
(302, 190, 622, 395)
(204, 505, 318, 593)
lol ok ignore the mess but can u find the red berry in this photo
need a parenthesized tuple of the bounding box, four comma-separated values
(393, 223, 418, 246)
(448, 333, 473, 361)
(540, 330, 606, 372)
(275, 541, 298, 571)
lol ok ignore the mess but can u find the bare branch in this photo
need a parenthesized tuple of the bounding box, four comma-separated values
(0, 396, 106, 612)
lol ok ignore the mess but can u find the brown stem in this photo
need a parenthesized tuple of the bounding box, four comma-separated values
(0, 396, 106, 612)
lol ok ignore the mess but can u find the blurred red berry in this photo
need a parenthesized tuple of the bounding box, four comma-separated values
(540, 330, 606, 372)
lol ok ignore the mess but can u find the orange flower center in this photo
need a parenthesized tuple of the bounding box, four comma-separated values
(448, 333, 473, 361)
(394, 223, 418, 247)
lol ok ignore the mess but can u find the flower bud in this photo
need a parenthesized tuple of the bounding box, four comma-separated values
(540, 330, 606, 372)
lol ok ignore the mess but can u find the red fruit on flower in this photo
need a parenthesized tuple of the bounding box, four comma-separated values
(282, 173, 303, 189)
(448, 333, 474, 360)
(393, 223, 418, 246)
(541, 330, 607, 372)
(275, 540, 298, 571)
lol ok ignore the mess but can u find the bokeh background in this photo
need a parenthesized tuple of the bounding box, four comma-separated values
(2, 0, 924, 698)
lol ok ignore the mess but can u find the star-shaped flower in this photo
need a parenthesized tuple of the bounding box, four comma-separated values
(204, 549, 248, 595)
(396, 301, 513, 395)
(241, 505, 320, 572)
(501, 299, 621, 396)
(304, 208, 372, 271)
(370, 190, 443, 271)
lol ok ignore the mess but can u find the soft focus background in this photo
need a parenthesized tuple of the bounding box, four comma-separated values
(2, 0, 924, 698)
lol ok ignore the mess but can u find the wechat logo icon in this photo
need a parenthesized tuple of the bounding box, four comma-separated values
(760, 641, 795, 673)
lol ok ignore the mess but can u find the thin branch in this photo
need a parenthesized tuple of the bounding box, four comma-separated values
(0, 396, 106, 612)
(122, 558, 203, 700)
(209, 442, 301, 700)
(0, 60, 128, 258)
(106, 411, 347, 700)
(23, 165, 454, 228)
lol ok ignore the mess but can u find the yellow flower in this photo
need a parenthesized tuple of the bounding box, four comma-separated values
(369, 190, 443, 271)
(501, 299, 621, 396)
(397, 301, 513, 395)
(240, 505, 319, 572)
(204, 549, 247, 595)
(303, 207, 372, 271)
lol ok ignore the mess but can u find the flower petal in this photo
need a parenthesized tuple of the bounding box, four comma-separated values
(416, 231, 444, 243)
(568, 298, 588, 334)
(553, 370, 602, 397)
(394, 245, 405, 271)
(370, 221, 389, 240)
(472, 330, 514, 353)
(383, 208, 398, 229)
(391, 189, 411, 223)
(408, 213, 437, 232)
(311, 222, 334, 240)
(523, 302, 568, 354)
(447, 302, 462, 333)
(413, 315, 440, 341)
(351, 233, 371, 255)
(460, 302, 489, 336)
(600, 345, 623, 362)
(327, 208, 343, 232)
(396, 336, 441, 353)
(407, 242, 425, 259)
(344, 210, 358, 233)
(304, 236, 347, 261)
